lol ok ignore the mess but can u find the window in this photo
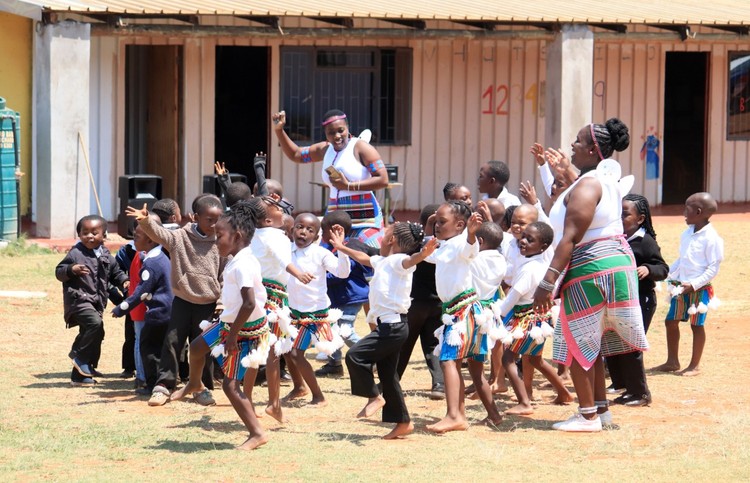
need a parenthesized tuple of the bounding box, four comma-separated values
(280, 47, 412, 145)
(728, 52, 750, 139)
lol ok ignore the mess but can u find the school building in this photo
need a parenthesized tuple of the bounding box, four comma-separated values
(2, 1, 750, 238)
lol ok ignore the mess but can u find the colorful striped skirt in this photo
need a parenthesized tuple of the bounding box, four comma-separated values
(666, 282, 714, 326)
(552, 236, 648, 371)
(207, 317, 270, 381)
(290, 307, 344, 354)
(505, 304, 552, 356)
(327, 192, 383, 248)
(436, 289, 489, 362)
(263, 278, 289, 338)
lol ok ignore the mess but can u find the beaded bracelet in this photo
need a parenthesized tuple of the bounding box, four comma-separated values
(538, 279, 556, 292)
(547, 266, 561, 277)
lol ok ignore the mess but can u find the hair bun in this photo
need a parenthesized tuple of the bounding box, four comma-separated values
(605, 117, 630, 152)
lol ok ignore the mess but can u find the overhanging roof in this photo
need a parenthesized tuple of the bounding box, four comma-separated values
(19, 0, 750, 25)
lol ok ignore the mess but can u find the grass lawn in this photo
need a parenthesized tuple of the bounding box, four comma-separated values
(1, 215, 749, 481)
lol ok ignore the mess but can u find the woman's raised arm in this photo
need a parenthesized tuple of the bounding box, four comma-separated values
(272, 111, 328, 164)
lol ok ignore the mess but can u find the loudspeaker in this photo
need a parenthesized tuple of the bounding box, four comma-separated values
(385, 164, 398, 183)
(117, 175, 162, 238)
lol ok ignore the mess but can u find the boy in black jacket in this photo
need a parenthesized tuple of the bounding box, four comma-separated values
(56, 215, 129, 385)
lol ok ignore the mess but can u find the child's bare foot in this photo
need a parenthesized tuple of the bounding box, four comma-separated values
(680, 367, 701, 377)
(308, 396, 327, 407)
(170, 383, 203, 401)
(653, 362, 680, 372)
(237, 433, 268, 451)
(265, 405, 288, 423)
(383, 421, 414, 440)
(504, 403, 534, 416)
(490, 382, 508, 394)
(468, 391, 481, 400)
(463, 383, 476, 395)
(357, 396, 386, 418)
(482, 416, 503, 428)
(283, 387, 309, 401)
(425, 416, 469, 434)
(552, 392, 574, 404)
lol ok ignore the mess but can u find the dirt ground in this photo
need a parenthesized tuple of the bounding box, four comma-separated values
(1, 211, 749, 481)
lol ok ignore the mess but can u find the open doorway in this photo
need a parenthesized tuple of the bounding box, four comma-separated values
(125, 45, 183, 201)
(215, 46, 270, 190)
(662, 52, 708, 204)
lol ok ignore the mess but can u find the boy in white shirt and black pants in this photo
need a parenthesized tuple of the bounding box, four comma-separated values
(332, 222, 437, 439)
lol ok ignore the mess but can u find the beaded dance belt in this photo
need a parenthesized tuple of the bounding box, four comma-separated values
(263, 278, 288, 309)
(290, 308, 330, 326)
(442, 288, 478, 315)
(220, 317, 268, 340)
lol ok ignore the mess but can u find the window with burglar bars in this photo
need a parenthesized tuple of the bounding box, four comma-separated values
(280, 47, 412, 145)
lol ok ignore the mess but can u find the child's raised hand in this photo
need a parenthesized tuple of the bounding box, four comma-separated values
(530, 143, 545, 166)
(214, 161, 228, 176)
(253, 152, 267, 169)
(476, 201, 492, 222)
(519, 180, 538, 205)
(328, 224, 346, 248)
(421, 237, 439, 257)
(272, 111, 286, 129)
(126, 203, 149, 221)
(71, 264, 90, 276)
(466, 212, 483, 236)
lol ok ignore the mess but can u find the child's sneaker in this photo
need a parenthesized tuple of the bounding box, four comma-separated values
(70, 377, 97, 386)
(148, 386, 170, 406)
(193, 389, 216, 406)
(552, 413, 602, 432)
(72, 357, 93, 377)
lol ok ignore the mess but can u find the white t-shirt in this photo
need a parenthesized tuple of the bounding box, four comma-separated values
(470, 250, 507, 300)
(288, 243, 351, 312)
(250, 227, 292, 284)
(425, 231, 478, 302)
(220, 246, 267, 324)
(366, 254, 416, 325)
(497, 187, 521, 209)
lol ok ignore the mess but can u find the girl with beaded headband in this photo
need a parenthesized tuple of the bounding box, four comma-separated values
(424, 201, 504, 433)
(272, 109, 389, 248)
(330, 221, 438, 439)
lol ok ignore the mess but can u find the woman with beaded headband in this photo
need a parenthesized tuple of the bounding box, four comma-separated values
(272, 109, 389, 248)
(532, 118, 648, 432)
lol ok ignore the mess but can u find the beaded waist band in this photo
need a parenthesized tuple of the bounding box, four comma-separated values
(290, 307, 330, 325)
(220, 316, 268, 340)
(442, 288, 478, 314)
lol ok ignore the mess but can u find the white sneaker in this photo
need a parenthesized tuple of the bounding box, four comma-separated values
(599, 410, 613, 427)
(552, 413, 602, 432)
(316, 351, 329, 361)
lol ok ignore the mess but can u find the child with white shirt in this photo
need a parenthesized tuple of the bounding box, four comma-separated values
(425, 201, 503, 433)
(494, 222, 573, 416)
(477, 160, 521, 208)
(655, 192, 724, 377)
(286, 213, 351, 406)
(332, 222, 438, 439)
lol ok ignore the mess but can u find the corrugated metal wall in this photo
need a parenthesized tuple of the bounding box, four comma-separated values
(88, 28, 750, 220)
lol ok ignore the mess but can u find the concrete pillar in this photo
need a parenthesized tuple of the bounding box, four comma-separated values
(544, 24, 594, 154)
(34, 20, 91, 238)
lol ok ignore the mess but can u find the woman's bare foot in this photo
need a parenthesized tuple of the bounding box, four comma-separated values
(170, 383, 203, 401)
(265, 405, 288, 423)
(425, 416, 469, 434)
(653, 362, 680, 372)
(504, 403, 534, 416)
(283, 387, 309, 401)
(237, 433, 268, 451)
(383, 421, 414, 440)
(308, 396, 327, 407)
(680, 367, 701, 377)
(552, 392, 574, 404)
(357, 396, 385, 418)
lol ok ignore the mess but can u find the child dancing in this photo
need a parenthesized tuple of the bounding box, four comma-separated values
(426, 201, 503, 433)
(332, 222, 438, 439)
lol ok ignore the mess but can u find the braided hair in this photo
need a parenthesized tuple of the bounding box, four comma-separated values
(392, 221, 425, 254)
(624, 193, 657, 239)
(221, 200, 260, 242)
(442, 182, 459, 201)
(591, 117, 630, 159)
(444, 200, 472, 223)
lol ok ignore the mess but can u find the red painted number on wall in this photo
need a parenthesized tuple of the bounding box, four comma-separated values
(482, 84, 510, 115)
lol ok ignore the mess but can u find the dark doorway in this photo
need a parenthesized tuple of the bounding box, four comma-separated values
(662, 52, 708, 204)
(125, 45, 183, 201)
(215, 47, 270, 190)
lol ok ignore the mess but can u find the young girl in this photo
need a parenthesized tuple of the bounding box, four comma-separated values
(607, 194, 668, 406)
(426, 201, 503, 433)
(331, 222, 438, 439)
(493, 222, 573, 415)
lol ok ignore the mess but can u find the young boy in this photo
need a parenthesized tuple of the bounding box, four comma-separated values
(56, 215, 129, 385)
(111, 217, 174, 395)
(127, 194, 225, 406)
(316, 210, 377, 377)
(286, 213, 351, 405)
(477, 160, 521, 208)
(655, 192, 724, 377)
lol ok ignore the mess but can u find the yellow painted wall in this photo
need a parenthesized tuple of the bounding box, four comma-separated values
(0, 12, 32, 216)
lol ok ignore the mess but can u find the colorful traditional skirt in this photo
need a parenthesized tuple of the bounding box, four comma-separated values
(327, 192, 383, 248)
(552, 236, 648, 370)
(434, 289, 489, 362)
(666, 282, 715, 326)
(290, 307, 345, 355)
(504, 304, 553, 356)
(206, 317, 270, 381)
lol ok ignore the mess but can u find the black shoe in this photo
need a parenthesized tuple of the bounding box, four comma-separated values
(119, 370, 134, 379)
(429, 383, 445, 400)
(624, 395, 651, 407)
(92, 369, 104, 378)
(315, 364, 344, 377)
